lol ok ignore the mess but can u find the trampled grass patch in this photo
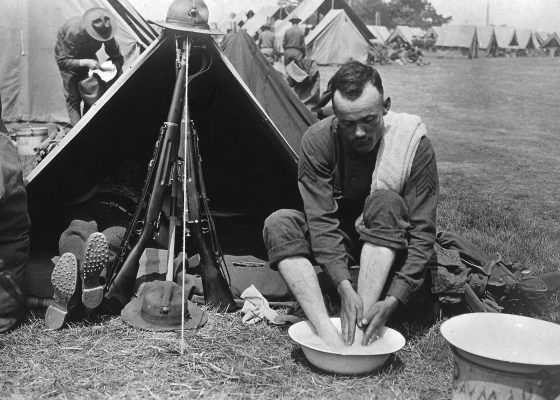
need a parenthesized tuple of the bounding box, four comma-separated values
(1, 310, 453, 399)
(2, 58, 559, 399)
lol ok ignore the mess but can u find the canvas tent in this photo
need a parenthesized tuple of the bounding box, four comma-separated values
(242, 4, 284, 37)
(386, 26, 425, 46)
(515, 29, 539, 55)
(435, 25, 478, 58)
(220, 30, 316, 145)
(424, 26, 442, 49)
(516, 29, 537, 49)
(367, 25, 390, 44)
(0, 0, 155, 123)
(425, 26, 442, 40)
(305, 10, 371, 64)
(275, 0, 373, 48)
(476, 26, 498, 57)
(535, 31, 550, 46)
(494, 26, 518, 54)
(24, 20, 316, 296)
(541, 33, 560, 56)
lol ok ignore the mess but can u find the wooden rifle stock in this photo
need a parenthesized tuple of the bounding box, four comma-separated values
(185, 120, 237, 312)
(104, 61, 187, 313)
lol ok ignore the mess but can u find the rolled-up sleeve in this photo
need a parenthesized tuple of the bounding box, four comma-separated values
(387, 137, 439, 304)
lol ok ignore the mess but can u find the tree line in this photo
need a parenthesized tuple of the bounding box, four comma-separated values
(351, 0, 452, 29)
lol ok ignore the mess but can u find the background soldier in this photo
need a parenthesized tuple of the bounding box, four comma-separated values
(54, 8, 124, 126)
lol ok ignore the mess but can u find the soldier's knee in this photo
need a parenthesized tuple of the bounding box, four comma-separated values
(362, 190, 409, 227)
(263, 209, 306, 248)
(264, 209, 300, 231)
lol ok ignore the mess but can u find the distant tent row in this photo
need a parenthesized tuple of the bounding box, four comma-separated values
(130, 0, 560, 60)
(430, 25, 557, 58)
(215, 0, 559, 63)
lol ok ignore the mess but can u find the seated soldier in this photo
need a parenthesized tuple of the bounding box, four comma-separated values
(263, 62, 439, 348)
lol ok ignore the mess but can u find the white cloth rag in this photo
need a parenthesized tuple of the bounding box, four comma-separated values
(89, 60, 117, 82)
(240, 285, 299, 325)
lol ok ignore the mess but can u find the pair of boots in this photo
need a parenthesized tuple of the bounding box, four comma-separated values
(45, 232, 108, 329)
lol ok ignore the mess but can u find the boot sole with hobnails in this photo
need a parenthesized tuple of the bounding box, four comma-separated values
(81, 232, 109, 309)
(45, 253, 78, 329)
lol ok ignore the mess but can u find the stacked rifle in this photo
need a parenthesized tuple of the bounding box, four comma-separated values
(103, 33, 237, 315)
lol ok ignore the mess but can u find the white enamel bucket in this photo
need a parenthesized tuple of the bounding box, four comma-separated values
(16, 127, 48, 155)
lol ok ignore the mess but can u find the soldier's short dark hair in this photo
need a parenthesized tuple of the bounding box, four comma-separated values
(328, 61, 384, 101)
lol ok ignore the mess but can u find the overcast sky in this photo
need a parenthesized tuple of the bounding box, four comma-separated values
(430, 0, 560, 33)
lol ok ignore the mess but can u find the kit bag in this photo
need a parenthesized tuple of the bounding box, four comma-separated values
(431, 231, 560, 316)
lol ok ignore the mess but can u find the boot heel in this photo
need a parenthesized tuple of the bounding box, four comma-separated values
(45, 305, 68, 330)
(82, 287, 104, 309)
(82, 232, 109, 309)
(46, 253, 77, 329)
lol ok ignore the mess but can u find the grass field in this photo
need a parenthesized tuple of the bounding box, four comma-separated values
(2, 57, 560, 399)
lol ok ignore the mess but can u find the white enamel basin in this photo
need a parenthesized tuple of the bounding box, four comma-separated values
(288, 317, 405, 375)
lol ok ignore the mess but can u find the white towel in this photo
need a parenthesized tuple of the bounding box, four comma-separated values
(89, 60, 117, 82)
(371, 111, 427, 194)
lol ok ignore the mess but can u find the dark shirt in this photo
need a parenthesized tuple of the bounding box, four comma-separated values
(54, 16, 123, 73)
(297, 115, 439, 304)
(258, 30, 276, 49)
(283, 26, 305, 51)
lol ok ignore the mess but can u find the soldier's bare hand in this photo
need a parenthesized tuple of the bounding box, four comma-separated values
(361, 296, 399, 346)
(337, 280, 363, 346)
(81, 59, 101, 70)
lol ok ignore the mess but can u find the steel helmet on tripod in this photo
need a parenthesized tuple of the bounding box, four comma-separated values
(152, 0, 223, 35)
